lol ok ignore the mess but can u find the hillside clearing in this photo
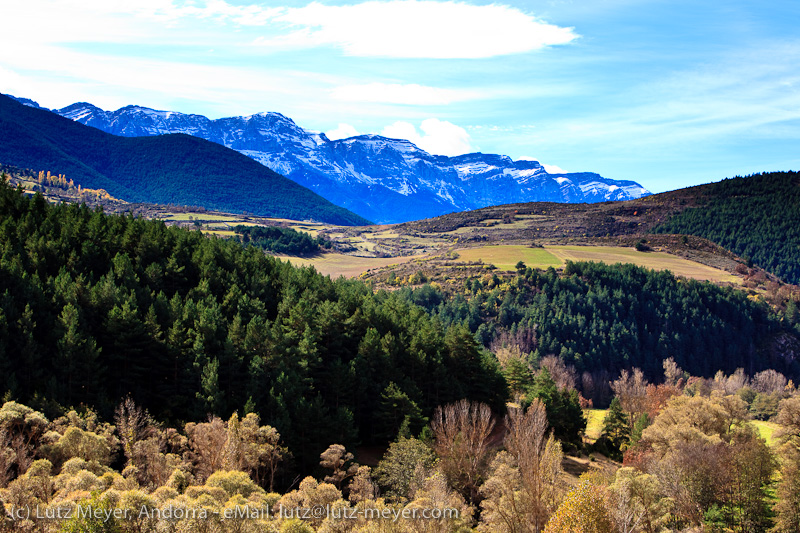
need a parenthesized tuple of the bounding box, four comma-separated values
(752, 420, 781, 446)
(585, 408, 607, 441)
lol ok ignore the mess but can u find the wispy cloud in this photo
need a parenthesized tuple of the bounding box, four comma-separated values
(0, 0, 572, 114)
(483, 40, 800, 191)
(0, 40, 324, 113)
(258, 0, 578, 58)
(330, 83, 483, 105)
(2, 0, 283, 43)
(9, 0, 577, 59)
(555, 41, 800, 148)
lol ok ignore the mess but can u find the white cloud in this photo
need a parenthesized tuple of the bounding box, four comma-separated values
(326, 123, 360, 140)
(330, 82, 482, 105)
(260, 0, 578, 58)
(5, 0, 578, 59)
(542, 163, 569, 174)
(536, 41, 800, 152)
(0, 39, 322, 113)
(381, 118, 473, 156)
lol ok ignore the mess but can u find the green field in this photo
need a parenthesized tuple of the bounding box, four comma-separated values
(455, 245, 563, 270)
(454, 244, 739, 284)
(162, 213, 241, 222)
(585, 408, 608, 441)
(547, 245, 739, 283)
(752, 420, 780, 446)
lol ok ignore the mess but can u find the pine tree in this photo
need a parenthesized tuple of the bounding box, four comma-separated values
(526, 367, 586, 448)
(598, 397, 630, 460)
(56, 303, 102, 406)
(376, 382, 424, 441)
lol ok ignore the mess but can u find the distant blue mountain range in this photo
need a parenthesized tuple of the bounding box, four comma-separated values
(47, 100, 650, 224)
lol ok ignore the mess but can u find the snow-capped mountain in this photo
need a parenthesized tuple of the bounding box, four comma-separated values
(51, 100, 650, 224)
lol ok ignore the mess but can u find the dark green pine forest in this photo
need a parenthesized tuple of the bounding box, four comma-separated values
(232, 225, 332, 256)
(0, 94, 370, 226)
(653, 170, 800, 284)
(0, 178, 504, 472)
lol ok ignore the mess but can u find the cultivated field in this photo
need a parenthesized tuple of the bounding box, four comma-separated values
(275, 243, 745, 284)
(454, 245, 563, 271)
(454, 245, 740, 284)
(8, 168, 763, 289)
(273, 253, 425, 278)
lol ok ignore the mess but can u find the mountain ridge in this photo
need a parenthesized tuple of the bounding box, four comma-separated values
(0, 94, 370, 225)
(40, 97, 650, 224)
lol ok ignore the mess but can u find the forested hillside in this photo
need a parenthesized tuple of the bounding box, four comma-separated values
(653, 171, 800, 284)
(399, 261, 800, 404)
(232, 225, 332, 255)
(0, 177, 503, 472)
(0, 94, 370, 225)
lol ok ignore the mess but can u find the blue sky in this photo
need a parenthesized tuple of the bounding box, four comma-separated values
(1, 0, 799, 193)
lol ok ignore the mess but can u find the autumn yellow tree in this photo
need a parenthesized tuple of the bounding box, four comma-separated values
(544, 481, 617, 533)
(772, 396, 800, 533)
(639, 393, 775, 530)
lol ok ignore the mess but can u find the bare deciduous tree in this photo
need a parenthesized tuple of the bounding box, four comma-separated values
(506, 400, 563, 532)
(538, 355, 577, 391)
(185, 416, 227, 483)
(114, 396, 154, 462)
(662, 357, 685, 387)
(479, 400, 564, 532)
(775, 396, 800, 441)
(610, 467, 670, 533)
(712, 368, 749, 395)
(236, 413, 286, 491)
(431, 399, 496, 504)
(752, 369, 788, 394)
(611, 368, 649, 425)
(773, 397, 800, 533)
(490, 326, 538, 357)
(0, 427, 13, 488)
(0, 402, 49, 480)
(348, 465, 379, 504)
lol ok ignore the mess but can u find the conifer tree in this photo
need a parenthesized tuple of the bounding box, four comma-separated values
(599, 397, 630, 460)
